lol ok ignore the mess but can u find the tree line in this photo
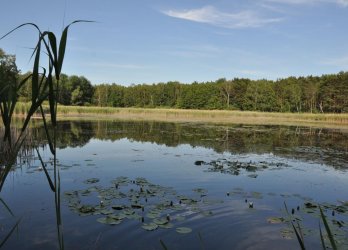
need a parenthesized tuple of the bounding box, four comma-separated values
(2, 49, 347, 113)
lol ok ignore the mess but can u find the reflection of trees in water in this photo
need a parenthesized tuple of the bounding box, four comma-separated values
(0, 127, 38, 167)
(13, 120, 348, 168)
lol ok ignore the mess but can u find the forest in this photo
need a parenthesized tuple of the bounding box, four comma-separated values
(2, 48, 348, 113)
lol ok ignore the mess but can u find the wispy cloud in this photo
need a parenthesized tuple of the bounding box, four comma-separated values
(162, 6, 282, 29)
(321, 56, 348, 67)
(86, 62, 150, 70)
(162, 44, 223, 58)
(265, 0, 348, 7)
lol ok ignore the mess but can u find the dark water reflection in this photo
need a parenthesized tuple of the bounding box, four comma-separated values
(47, 120, 348, 168)
(1, 120, 348, 250)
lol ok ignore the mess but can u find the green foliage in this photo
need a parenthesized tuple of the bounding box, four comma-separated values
(3, 45, 348, 113)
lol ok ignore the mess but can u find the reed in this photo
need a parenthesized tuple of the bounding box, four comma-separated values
(13, 104, 348, 128)
(1, 21, 90, 249)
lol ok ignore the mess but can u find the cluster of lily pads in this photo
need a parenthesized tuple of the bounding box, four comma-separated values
(64, 177, 218, 233)
(195, 159, 291, 178)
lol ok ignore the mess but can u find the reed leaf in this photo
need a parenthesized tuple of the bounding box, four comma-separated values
(31, 41, 41, 101)
(198, 232, 205, 250)
(0, 218, 21, 248)
(39, 105, 55, 155)
(0, 197, 14, 217)
(319, 206, 337, 250)
(47, 32, 58, 73)
(319, 222, 326, 250)
(284, 202, 305, 250)
(160, 239, 169, 250)
(35, 148, 55, 192)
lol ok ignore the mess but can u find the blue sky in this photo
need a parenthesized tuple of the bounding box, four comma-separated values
(1, 0, 348, 85)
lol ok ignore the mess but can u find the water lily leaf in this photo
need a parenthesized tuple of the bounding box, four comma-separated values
(109, 214, 126, 220)
(159, 223, 174, 229)
(248, 174, 258, 178)
(131, 204, 143, 209)
(153, 218, 169, 225)
(251, 192, 263, 199)
(176, 216, 186, 222)
(147, 209, 161, 218)
(100, 209, 113, 215)
(127, 213, 142, 220)
(112, 205, 125, 210)
(142, 223, 158, 231)
(84, 178, 99, 184)
(176, 227, 192, 234)
(97, 217, 122, 225)
(193, 188, 207, 194)
(79, 205, 96, 214)
(304, 202, 317, 209)
(80, 189, 92, 196)
(122, 209, 135, 216)
(280, 228, 293, 239)
(201, 211, 213, 217)
(267, 217, 285, 224)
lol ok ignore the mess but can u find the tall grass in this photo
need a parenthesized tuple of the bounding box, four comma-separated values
(13, 103, 348, 128)
(1, 21, 90, 249)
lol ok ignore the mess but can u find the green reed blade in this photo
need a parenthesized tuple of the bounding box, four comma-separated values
(319, 222, 326, 250)
(0, 218, 21, 248)
(32, 41, 41, 101)
(319, 206, 337, 250)
(35, 147, 55, 192)
(0, 197, 14, 217)
(39, 104, 55, 155)
(47, 32, 58, 69)
(160, 239, 169, 250)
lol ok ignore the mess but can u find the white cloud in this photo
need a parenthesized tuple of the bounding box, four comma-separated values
(321, 56, 348, 67)
(336, 0, 348, 6)
(162, 44, 223, 58)
(265, 0, 348, 7)
(162, 6, 282, 29)
(86, 62, 149, 70)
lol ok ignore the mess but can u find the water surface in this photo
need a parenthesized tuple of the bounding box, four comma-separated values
(1, 120, 348, 249)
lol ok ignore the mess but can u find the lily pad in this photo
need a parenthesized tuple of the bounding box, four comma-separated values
(159, 223, 174, 229)
(97, 216, 122, 225)
(79, 205, 96, 214)
(142, 223, 158, 231)
(176, 227, 192, 234)
(112, 205, 125, 210)
(267, 217, 285, 224)
(153, 217, 169, 225)
(84, 178, 100, 184)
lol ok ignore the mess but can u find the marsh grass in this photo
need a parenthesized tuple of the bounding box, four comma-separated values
(13, 104, 348, 128)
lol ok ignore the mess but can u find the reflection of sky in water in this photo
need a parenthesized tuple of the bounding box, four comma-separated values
(57, 137, 348, 204)
(2, 125, 348, 250)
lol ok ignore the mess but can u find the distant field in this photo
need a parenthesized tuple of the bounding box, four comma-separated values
(13, 102, 348, 129)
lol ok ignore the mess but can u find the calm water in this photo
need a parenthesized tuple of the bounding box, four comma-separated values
(1, 120, 348, 249)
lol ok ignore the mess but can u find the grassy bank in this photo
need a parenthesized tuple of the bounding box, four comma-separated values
(13, 102, 348, 128)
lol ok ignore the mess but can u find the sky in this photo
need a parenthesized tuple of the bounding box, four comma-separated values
(1, 0, 348, 85)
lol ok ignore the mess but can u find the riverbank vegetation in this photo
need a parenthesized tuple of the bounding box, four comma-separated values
(12, 102, 348, 128)
(2, 48, 347, 114)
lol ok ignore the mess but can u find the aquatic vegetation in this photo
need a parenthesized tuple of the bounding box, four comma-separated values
(266, 201, 348, 249)
(196, 158, 292, 177)
(64, 177, 223, 234)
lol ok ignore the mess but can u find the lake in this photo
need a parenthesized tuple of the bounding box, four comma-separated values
(1, 120, 348, 249)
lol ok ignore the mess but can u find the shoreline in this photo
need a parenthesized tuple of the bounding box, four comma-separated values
(33, 106, 348, 130)
(11, 104, 348, 129)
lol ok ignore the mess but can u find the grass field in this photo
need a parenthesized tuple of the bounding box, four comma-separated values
(13, 102, 348, 129)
